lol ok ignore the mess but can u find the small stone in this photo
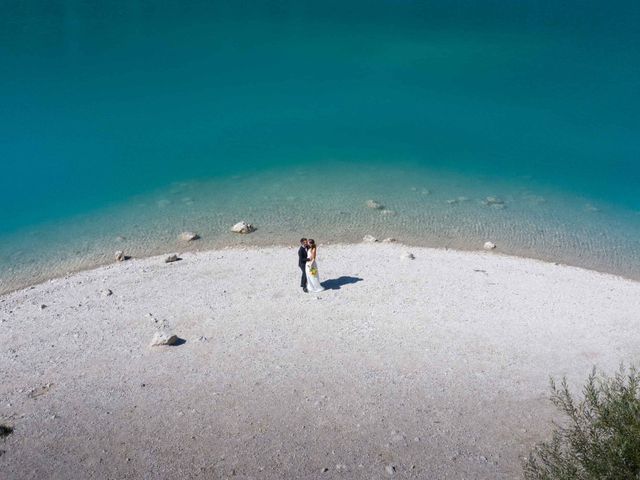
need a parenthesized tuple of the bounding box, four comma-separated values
(0, 424, 13, 437)
(165, 254, 179, 263)
(230, 221, 256, 234)
(382, 238, 397, 243)
(100, 289, 113, 297)
(484, 196, 504, 205)
(150, 331, 179, 347)
(179, 231, 200, 242)
(401, 252, 415, 260)
(321, 467, 329, 473)
(366, 199, 384, 210)
(385, 464, 396, 475)
(40, 304, 47, 310)
(362, 235, 378, 243)
(114, 250, 126, 262)
(483, 241, 497, 250)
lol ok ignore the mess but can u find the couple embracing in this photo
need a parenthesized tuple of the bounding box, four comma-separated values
(297, 238, 325, 293)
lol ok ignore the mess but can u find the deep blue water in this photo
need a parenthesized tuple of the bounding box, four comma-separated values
(1, 1, 639, 290)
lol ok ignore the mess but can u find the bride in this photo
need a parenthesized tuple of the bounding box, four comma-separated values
(305, 239, 325, 293)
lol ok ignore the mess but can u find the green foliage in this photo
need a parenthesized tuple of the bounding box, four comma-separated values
(524, 365, 640, 480)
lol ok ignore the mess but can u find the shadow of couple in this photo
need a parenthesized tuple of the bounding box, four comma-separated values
(321, 276, 363, 290)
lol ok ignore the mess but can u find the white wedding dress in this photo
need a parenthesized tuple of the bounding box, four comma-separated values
(305, 250, 325, 293)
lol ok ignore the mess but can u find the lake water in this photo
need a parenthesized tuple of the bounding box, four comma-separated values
(1, 1, 639, 293)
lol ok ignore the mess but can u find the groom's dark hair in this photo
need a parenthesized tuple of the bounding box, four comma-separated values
(300, 238, 307, 243)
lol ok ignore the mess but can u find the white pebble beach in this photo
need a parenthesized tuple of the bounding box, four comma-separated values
(1, 243, 639, 479)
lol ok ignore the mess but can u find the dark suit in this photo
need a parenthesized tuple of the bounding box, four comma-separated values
(298, 246, 308, 288)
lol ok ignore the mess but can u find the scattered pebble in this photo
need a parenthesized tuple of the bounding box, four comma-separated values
(179, 232, 200, 242)
(230, 222, 256, 234)
(483, 241, 497, 250)
(100, 289, 113, 297)
(401, 252, 415, 260)
(385, 464, 396, 475)
(150, 331, 179, 347)
(165, 254, 180, 263)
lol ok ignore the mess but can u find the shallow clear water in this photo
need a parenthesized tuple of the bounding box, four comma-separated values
(1, 1, 639, 292)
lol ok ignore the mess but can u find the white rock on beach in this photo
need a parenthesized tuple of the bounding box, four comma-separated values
(179, 232, 200, 242)
(484, 241, 497, 250)
(100, 289, 113, 297)
(366, 199, 384, 210)
(150, 331, 179, 347)
(114, 251, 126, 262)
(362, 235, 378, 243)
(382, 238, 397, 243)
(401, 252, 416, 260)
(231, 221, 256, 234)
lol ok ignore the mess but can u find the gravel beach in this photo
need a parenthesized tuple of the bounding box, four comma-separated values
(1, 243, 639, 479)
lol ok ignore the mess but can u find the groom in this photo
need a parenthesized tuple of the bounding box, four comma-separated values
(298, 238, 309, 293)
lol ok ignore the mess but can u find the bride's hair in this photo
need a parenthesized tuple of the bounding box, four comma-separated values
(308, 239, 316, 249)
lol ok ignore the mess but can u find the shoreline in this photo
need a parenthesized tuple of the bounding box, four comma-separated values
(2, 243, 639, 478)
(2, 239, 639, 298)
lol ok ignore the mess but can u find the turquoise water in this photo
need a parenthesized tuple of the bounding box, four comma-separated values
(1, 1, 639, 292)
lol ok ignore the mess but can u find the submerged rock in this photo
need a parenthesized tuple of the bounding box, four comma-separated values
(483, 196, 505, 207)
(231, 221, 256, 234)
(366, 199, 384, 210)
(483, 241, 497, 250)
(585, 203, 600, 212)
(179, 231, 200, 242)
